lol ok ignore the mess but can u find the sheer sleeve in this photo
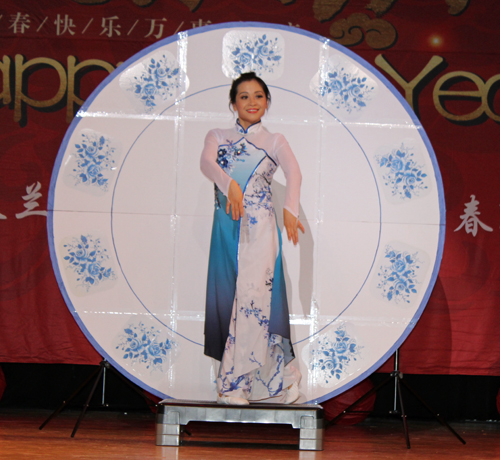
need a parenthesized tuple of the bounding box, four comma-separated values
(200, 130, 232, 196)
(274, 134, 302, 218)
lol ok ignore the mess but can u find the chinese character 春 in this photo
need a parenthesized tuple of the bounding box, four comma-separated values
(9, 13, 31, 34)
(15, 182, 48, 219)
(191, 19, 211, 28)
(100, 16, 121, 37)
(454, 195, 493, 237)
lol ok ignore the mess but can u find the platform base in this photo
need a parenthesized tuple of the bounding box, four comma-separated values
(156, 399, 324, 451)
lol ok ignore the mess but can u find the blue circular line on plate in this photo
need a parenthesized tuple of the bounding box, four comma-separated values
(108, 86, 231, 347)
(307, 219, 446, 404)
(46, 213, 166, 399)
(47, 21, 445, 401)
(109, 84, 382, 347)
(271, 86, 383, 345)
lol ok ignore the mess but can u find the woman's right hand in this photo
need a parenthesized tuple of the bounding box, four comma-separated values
(283, 208, 305, 246)
(226, 180, 244, 220)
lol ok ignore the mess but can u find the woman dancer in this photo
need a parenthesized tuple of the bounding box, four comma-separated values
(201, 72, 304, 405)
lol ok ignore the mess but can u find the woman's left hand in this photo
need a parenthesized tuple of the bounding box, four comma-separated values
(284, 208, 305, 246)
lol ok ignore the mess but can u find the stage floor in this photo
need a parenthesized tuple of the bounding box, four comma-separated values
(1, 408, 498, 459)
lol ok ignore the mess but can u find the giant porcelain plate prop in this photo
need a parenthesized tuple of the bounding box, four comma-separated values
(48, 22, 444, 403)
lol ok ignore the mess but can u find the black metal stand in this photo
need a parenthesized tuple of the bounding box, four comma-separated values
(327, 349, 466, 449)
(39, 360, 157, 437)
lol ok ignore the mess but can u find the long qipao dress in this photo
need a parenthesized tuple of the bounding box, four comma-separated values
(201, 120, 302, 401)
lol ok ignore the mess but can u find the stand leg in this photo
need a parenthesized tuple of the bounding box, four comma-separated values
(71, 364, 105, 437)
(327, 349, 466, 449)
(327, 373, 393, 426)
(39, 366, 101, 430)
(396, 373, 411, 449)
(40, 359, 157, 437)
(399, 377, 466, 445)
(107, 364, 157, 408)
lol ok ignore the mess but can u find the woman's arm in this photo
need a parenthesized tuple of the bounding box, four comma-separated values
(200, 130, 244, 220)
(227, 179, 244, 220)
(275, 135, 305, 245)
(200, 130, 232, 195)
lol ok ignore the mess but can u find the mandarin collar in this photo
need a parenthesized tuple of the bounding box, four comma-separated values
(235, 119, 262, 135)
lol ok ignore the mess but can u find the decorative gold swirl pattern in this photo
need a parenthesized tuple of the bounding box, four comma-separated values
(133, 0, 156, 5)
(177, 0, 204, 11)
(329, 13, 397, 49)
(365, 0, 398, 16)
(313, 0, 350, 22)
(446, 0, 470, 15)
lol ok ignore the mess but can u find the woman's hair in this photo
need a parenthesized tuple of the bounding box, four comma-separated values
(229, 72, 271, 105)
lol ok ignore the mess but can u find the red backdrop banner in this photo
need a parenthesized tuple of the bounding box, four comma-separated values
(1, 0, 499, 374)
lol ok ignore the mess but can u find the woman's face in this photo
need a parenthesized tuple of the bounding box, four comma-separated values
(232, 79, 268, 130)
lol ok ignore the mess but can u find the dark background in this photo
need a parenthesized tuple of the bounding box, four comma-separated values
(1, 363, 499, 421)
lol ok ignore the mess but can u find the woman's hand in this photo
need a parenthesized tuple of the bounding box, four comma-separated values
(226, 180, 244, 220)
(284, 208, 305, 245)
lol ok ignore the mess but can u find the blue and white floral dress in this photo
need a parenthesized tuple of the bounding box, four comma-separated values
(201, 120, 302, 402)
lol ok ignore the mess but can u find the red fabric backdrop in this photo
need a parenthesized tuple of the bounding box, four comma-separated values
(1, 0, 499, 374)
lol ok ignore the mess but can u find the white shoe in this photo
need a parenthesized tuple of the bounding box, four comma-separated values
(217, 394, 249, 405)
(284, 382, 300, 404)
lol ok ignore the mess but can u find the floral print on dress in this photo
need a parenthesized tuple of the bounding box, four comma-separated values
(219, 365, 252, 395)
(215, 129, 296, 401)
(216, 141, 250, 174)
(213, 141, 251, 210)
(224, 332, 236, 352)
(244, 171, 276, 228)
(240, 301, 270, 335)
(265, 268, 274, 291)
(254, 345, 285, 397)
(213, 184, 222, 210)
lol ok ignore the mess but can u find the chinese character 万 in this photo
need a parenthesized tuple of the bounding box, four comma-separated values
(145, 18, 167, 39)
(454, 194, 493, 237)
(54, 14, 76, 36)
(100, 16, 121, 37)
(15, 182, 48, 219)
(9, 13, 31, 34)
